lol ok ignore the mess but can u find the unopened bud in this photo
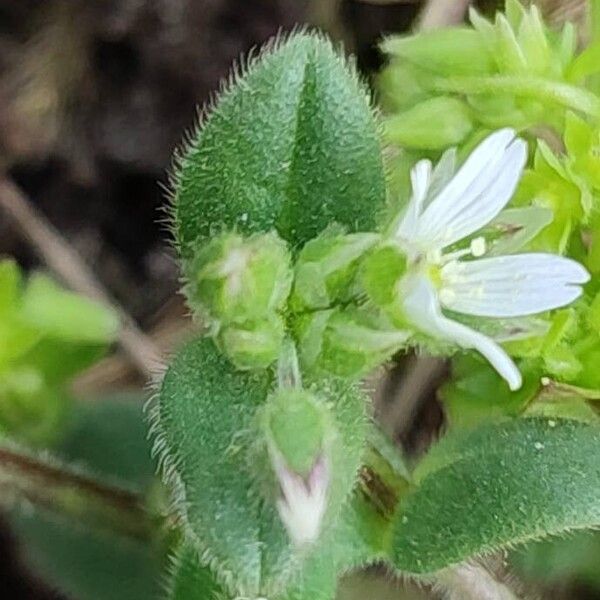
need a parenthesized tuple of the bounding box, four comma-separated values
(384, 96, 473, 151)
(274, 453, 329, 547)
(187, 232, 292, 324)
(217, 316, 285, 370)
(381, 27, 493, 76)
(263, 390, 331, 546)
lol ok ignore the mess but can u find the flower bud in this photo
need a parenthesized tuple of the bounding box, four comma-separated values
(291, 231, 379, 311)
(263, 389, 331, 546)
(187, 232, 292, 325)
(381, 27, 493, 76)
(217, 316, 285, 370)
(384, 97, 473, 151)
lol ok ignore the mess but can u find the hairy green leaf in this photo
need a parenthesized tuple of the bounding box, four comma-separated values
(11, 396, 162, 600)
(12, 511, 162, 600)
(153, 337, 367, 597)
(392, 418, 600, 573)
(173, 32, 385, 259)
(166, 544, 224, 600)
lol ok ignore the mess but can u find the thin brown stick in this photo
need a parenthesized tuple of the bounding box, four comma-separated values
(0, 445, 153, 541)
(0, 176, 162, 379)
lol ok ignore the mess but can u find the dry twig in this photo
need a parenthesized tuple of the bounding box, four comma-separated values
(0, 176, 162, 379)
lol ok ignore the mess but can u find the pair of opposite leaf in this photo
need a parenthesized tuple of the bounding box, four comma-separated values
(193, 128, 590, 393)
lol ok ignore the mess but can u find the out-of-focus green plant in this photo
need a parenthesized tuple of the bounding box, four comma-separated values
(0, 259, 118, 445)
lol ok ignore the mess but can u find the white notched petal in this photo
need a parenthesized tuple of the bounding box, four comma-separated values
(406, 129, 527, 252)
(274, 455, 328, 547)
(401, 275, 522, 390)
(396, 159, 432, 240)
(425, 147, 457, 205)
(440, 254, 590, 317)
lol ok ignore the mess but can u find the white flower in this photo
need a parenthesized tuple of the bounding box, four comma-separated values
(273, 454, 328, 547)
(395, 128, 590, 391)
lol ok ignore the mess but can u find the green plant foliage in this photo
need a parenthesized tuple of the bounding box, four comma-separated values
(391, 418, 600, 573)
(153, 336, 367, 598)
(0, 260, 118, 445)
(441, 355, 543, 429)
(58, 394, 157, 488)
(20, 273, 119, 344)
(380, 0, 589, 138)
(173, 32, 386, 261)
(12, 512, 163, 600)
(166, 543, 224, 600)
(11, 396, 163, 600)
(167, 486, 393, 600)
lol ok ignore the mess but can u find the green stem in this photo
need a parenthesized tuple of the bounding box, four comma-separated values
(432, 75, 600, 118)
(0, 445, 154, 541)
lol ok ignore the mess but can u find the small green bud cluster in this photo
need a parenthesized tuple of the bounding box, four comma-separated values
(187, 232, 293, 370)
(187, 227, 413, 379)
(380, 0, 581, 146)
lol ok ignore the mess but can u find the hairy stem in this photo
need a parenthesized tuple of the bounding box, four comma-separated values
(0, 445, 153, 541)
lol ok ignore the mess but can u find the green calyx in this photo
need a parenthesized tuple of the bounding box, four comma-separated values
(217, 316, 286, 371)
(263, 389, 330, 477)
(295, 307, 410, 379)
(291, 230, 379, 311)
(187, 231, 292, 326)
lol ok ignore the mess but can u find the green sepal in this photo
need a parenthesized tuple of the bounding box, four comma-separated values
(384, 96, 473, 150)
(216, 315, 286, 371)
(186, 231, 292, 325)
(262, 389, 329, 477)
(381, 28, 494, 77)
(359, 242, 408, 327)
(291, 230, 379, 311)
(296, 307, 410, 378)
(564, 111, 600, 191)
